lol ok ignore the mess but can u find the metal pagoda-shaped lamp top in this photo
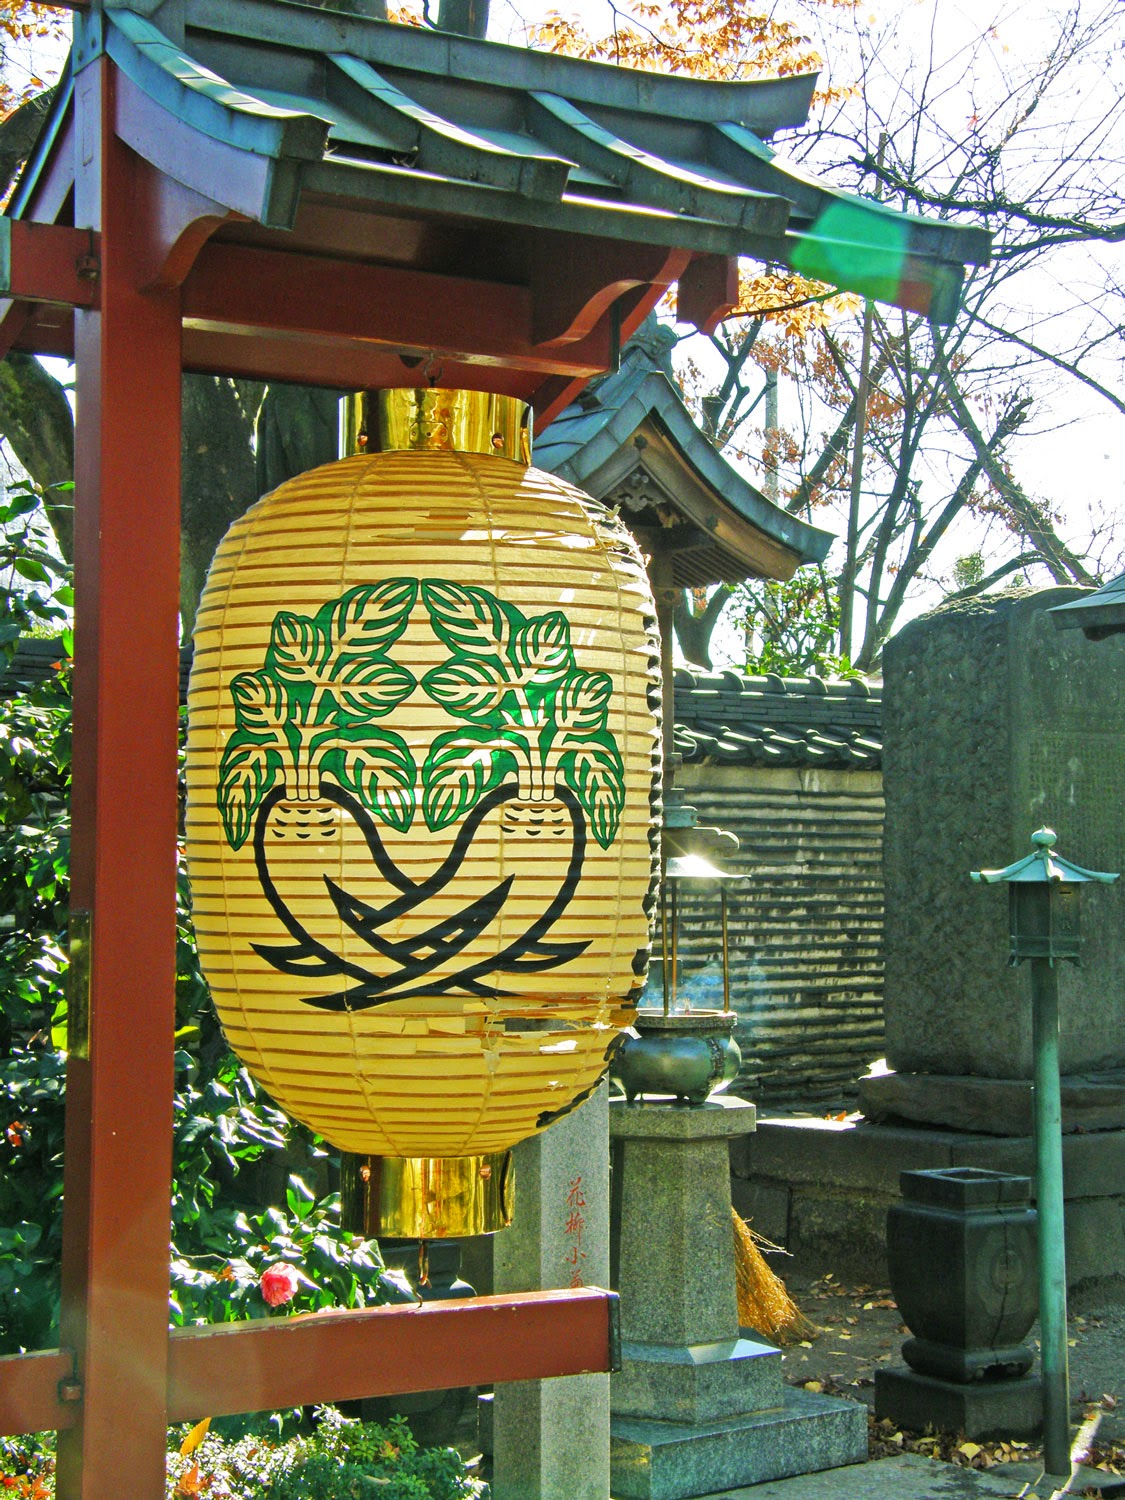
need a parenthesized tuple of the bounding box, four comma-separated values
(970, 827, 1118, 967)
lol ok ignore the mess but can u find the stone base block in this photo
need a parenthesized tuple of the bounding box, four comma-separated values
(874, 1365, 1043, 1441)
(613, 1335, 782, 1422)
(609, 1386, 867, 1500)
(859, 1070, 1125, 1136)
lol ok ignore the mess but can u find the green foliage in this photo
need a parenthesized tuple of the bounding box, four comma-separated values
(0, 482, 72, 1053)
(0, 482, 74, 1351)
(0, 479, 72, 654)
(0, 684, 69, 1051)
(951, 552, 985, 592)
(0, 1431, 54, 1499)
(170, 1169, 404, 1327)
(168, 1054, 401, 1326)
(0, 1410, 486, 1499)
(254, 1409, 485, 1500)
(733, 569, 860, 679)
(0, 481, 399, 1355)
(0, 1049, 65, 1353)
(0, 1040, 398, 1350)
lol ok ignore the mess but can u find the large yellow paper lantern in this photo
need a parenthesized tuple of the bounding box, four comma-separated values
(185, 389, 660, 1231)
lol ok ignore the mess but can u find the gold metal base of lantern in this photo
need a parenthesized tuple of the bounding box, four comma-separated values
(340, 1151, 514, 1238)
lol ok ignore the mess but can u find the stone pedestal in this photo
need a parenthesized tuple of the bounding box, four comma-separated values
(490, 1081, 610, 1500)
(874, 1365, 1044, 1443)
(874, 1167, 1043, 1443)
(610, 1097, 866, 1500)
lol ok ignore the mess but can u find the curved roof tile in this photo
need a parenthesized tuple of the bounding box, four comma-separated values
(672, 663, 882, 769)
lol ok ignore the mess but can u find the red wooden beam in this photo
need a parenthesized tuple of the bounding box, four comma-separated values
(0, 221, 98, 308)
(59, 55, 183, 1500)
(531, 274, 674, 428)
(530, 237, 691, 346)
(166, 1288, 619, 1422)
(677, 253, 740, 335)
(182, 242, 615, 377)
(0, 1350, 78, 1438)
(0, 1288, 618, 1435)
(181, 327, 548, 401)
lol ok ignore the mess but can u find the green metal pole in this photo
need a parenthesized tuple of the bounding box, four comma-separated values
(1030, 957, 1071, 1477)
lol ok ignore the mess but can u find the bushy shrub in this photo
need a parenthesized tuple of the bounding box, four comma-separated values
(0, 1411, 488, 1500)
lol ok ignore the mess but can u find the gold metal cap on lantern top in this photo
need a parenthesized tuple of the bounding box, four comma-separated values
(342, 388, 532, 463)
(340, 1152, 514, 1238)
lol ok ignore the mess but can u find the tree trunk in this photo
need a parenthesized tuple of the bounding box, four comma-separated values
(0, 353, 75, 560)
(672, 585, 733, 669)
(180, 376, 263, 634)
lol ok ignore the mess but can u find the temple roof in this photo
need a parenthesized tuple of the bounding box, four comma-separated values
(536, 320, 831, 586)
(1049, 574, 1125, 641)
(6, 0, 991, 420)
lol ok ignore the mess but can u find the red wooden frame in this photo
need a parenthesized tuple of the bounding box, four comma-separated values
(0, 1289, 618, 1436)
(2, 49, 640, 1499)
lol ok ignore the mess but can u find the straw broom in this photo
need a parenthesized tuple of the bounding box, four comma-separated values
(732, 1207, 819, 1346)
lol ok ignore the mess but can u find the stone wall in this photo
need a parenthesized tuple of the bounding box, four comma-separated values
(673, 762, 885, 1107)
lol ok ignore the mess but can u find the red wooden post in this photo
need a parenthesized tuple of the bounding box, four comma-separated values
(58, 49, 183, 1500)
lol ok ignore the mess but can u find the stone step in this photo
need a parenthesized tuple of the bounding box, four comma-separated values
(610, 1386, 869, 1500)
(613, 1335, 784, 1424)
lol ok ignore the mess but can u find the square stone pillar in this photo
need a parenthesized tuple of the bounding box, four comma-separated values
(609, 1096, 867, 1498)
(611, 1097, 774, 1423)
(491, 1081, 610, 1500)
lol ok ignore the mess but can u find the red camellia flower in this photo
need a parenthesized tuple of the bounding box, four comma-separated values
(259, 1262, 299, 1307)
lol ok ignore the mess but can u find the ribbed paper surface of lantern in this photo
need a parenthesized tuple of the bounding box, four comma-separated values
(186, 446, 659, 1158)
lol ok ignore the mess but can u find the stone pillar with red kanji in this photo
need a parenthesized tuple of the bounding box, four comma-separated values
(491, 1081, 611, 1500)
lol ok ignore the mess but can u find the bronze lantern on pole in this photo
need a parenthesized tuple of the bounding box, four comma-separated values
(971, 827, 1118, 1475)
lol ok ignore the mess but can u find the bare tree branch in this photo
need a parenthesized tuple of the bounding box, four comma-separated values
(931, 335, 1097, 588)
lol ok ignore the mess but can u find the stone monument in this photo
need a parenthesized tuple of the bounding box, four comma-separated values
(873, 587, 1125, 1107)
(859, 587, 1125, 1283)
